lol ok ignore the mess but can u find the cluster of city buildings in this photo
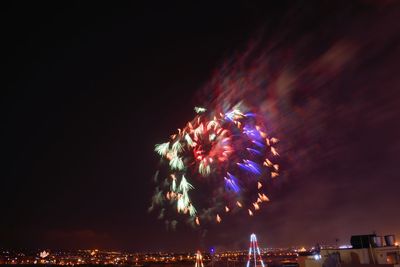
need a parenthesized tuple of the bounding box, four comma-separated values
(0, 233, 399, 267)
(299, 234, 400, 267)
(0, 248, 298, 266)
(0, 249, 131, 265)
(0, 249, 198, 265)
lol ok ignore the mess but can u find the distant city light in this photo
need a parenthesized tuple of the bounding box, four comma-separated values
(39, 251, 49, 259)
(210, 247, 215, 255)
(313, 254, 321, 260)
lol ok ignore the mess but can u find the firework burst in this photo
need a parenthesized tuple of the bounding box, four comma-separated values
(151, 104, 280, 226)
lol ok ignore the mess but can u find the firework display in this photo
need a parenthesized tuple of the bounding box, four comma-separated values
(195, 251, 204, 267)
(150, 104, 279, 226)
(246, 233, 265, 267)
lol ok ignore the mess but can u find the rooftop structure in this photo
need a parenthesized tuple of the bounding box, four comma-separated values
(299, 234, 400, 267)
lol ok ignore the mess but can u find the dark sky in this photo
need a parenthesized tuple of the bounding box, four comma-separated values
(2, 1, 400, 252)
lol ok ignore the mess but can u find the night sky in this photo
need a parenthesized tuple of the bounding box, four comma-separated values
(2, 1, 400, 252)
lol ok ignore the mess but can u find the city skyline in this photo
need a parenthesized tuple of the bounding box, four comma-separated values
(2, 1, 400, 251)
